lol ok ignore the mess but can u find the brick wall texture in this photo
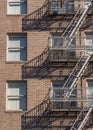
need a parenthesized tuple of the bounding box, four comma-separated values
(0, 0, 93, 130)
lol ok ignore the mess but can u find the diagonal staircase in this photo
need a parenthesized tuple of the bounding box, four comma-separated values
(22, 1, 93, 129)
(62, 1, 92, 48)
(70, 103, 93, 130)
(63, 53, 93, 100)
(21, 93, 50, 130)
(60, 1, 93, 130)
(22, 0, 49, 31)
(50, 0, 93, 101)
(22, 46, 49, 78)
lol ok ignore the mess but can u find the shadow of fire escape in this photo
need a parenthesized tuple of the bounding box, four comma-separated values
(21, 91, 77, 130)
(22, 0, 58, 31)
(22, 46, 62, 79)
(22, 0, 93, 32)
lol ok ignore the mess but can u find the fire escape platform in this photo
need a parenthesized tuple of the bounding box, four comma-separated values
(51, 108, 89, 112)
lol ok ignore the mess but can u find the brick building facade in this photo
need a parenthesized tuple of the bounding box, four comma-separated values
(0, 0, 93, 130)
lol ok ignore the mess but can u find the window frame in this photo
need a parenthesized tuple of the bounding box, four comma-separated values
(7, 33, 27, 62)
(6, 81, 27, 111)
(52, 80, 77, 108)
(86, 80, 93, 107)
(7, 0, 27, 15)
(85, 32, 93, 56)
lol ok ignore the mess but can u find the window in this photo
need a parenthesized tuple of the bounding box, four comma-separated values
(86, 80, 93, 106)
(67, 1, 74, 13)
(6, 81, 27, 111)
(50, 0, 74, 14)
(49, 33, 76, 49)
(50, 0, 67, 14)
(7, 33, 27, 61)
(49, 33, 75, 60)
(52, 81, 77, 109)
(7, 0, 27, 14)
(85, 33, 93, 55)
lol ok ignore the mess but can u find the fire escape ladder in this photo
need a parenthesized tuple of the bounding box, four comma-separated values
(70, 104, 93, 130)
(61, 1, 92, 48)
(63, 53, 93, 100)
(59, 1, 92, 100)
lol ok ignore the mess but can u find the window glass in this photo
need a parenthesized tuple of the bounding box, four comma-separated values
(7, 33, 27, 61)
(7, 0, 27, 14)
(87, 80, 93, 106)
(6, 81, 27, 110)
(52, 81, 77, 109)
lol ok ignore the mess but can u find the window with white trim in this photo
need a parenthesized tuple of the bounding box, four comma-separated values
(86, 80, 93, 107)
(7, 0, 27, 14)
(85, 32, 93, 56)
(6, 81, 27, 111)
(7, 33, 27, 61)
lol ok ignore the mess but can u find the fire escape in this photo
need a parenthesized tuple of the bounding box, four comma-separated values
(22, 0, 93, 130)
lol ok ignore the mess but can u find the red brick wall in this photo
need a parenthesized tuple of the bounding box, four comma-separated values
(0, 0, 50, 130)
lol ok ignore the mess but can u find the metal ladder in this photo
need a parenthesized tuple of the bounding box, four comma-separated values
(63, 53, 93, 100)
(70, 104, 93, 130)
(62, 1, 93, 130)
(61, 1, 92, 100)
(62, 1, 92, 48)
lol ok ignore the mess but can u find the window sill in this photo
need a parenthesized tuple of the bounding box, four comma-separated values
(5, 110, 27, 113)
(6, 14, 27, 16)
(6, 61, 27, 64)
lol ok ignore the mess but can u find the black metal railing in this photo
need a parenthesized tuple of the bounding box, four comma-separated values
(21, 92, 77, 130)
(22, 0, 49, 31)
(50, 86, 93, 110)
(49, 0, 75, 15)
(21, 94, 50, 130)
(22, 46, 49, 78)
(22, 0, 93, 31)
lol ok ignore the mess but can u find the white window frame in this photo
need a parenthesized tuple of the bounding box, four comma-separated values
(86, 80, 93, 107)
(7, 33, 27, 61)
(7, 0, 27, 14)
(6, 81, 27, 111)
(85, 33, 93, 56)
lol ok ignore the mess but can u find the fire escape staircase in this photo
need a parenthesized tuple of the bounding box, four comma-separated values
(70, 103, 93, 130)
(22, 1, 92, 79)
(22, 46, 49, 78)
(22, 0, 49, 31)
(60, 1, 93, 130)
(50, 1, 92, 101)
(21, 93, 50, 130)
(22, 1, 93, 130)
(58, 1, 91, 48)
(63, 53, 93, 100)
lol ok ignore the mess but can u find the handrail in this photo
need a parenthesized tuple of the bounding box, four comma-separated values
(23, 0, 48, 20)
(21, 90, 50, 129)
(24, 46, 48, 66)
(22, 0, 49, 31)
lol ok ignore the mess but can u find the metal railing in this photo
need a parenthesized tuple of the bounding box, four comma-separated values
(52, 87, 93, 100)
(22, 0, 49, 31)
(21, 94, 50, 130)
(49, 0, 75, 14)
(50, 87, 93, 110)
(22, 46, 49, 78)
